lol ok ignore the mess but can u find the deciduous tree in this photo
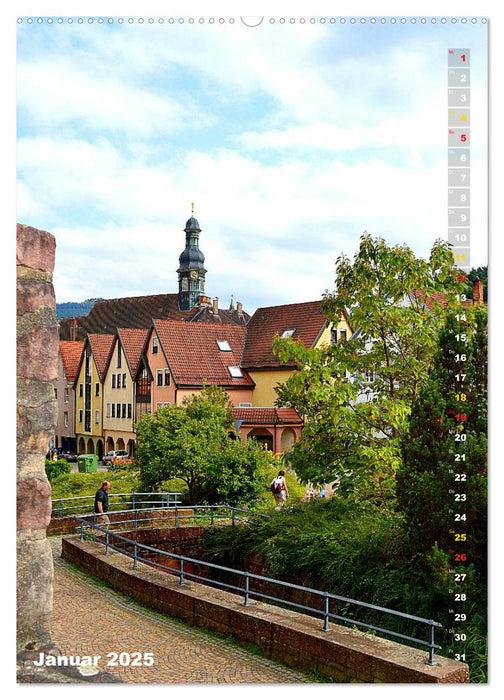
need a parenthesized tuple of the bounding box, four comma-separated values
(273, 233, 464, 509)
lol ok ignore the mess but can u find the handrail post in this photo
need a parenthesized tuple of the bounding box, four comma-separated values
(175, 506, 179, 528)
(105, 532, 110, 556)
(132, 493, 136, 511)
(323, 592, 330, 632)
(427, 622, 436, 666)
(210, 507, 214, 525)
(133, 544, 138, 570)
(80, 521, 84, 541)
(232, 508, 235, 526)
(59, 499, 63, 518)
(244, 574, 250, 607)
(179, 559, 185, 586)
(134, 507, 138, 529)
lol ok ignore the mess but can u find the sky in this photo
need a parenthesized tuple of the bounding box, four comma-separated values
(15, 2, 489, 316)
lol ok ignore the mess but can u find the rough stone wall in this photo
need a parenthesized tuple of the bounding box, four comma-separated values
(16, 223, 59, 651)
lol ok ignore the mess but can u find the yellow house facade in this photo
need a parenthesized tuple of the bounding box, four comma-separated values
(243, 301, 352, 408)
(74, 333, 114, 458)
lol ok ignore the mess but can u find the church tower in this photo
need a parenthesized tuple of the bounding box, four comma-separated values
(177, 209, 207, 311)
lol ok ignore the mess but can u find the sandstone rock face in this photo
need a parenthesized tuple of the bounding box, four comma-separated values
(17, 224, 58, 652)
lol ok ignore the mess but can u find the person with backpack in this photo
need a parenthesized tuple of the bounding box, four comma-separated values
(270, 470, 289, 511)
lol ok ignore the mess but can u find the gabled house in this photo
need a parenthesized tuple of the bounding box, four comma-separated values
(242, 300, 352, 407)
(53, 340, 83, 452)
(74, 333, 114, 458)
(102, 327, 148, 457)
(142, 319, 255, 410)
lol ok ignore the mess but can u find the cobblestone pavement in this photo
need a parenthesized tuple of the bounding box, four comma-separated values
(49, 537, 313, 684)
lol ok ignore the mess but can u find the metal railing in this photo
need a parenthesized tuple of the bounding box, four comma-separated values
(74, 509, 442, 665)
(74, 504, 267, 529)
(51, 492, 182, 518)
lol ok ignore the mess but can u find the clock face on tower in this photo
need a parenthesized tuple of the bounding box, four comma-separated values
(190, 270, 198, 280)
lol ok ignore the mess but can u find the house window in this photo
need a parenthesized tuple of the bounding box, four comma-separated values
(54, 387, 58, 400)
(117, 344, 122, 368)
(79, 383, 83, 397)
(340, 330, 347, 342)
(64, 387, 69, 403)
(79, 409, 83, 423)
(156, 402, 170, 410)
(95, 382, 100, 397)
(116, 403, 121, 418)
(95, 410, 100, 424)
(111, 404, 116, 418)
(122, 373, 127, 388)
(64, 412, 68, 428)
(239, 402, 252, 407)
(106, 403, 110, 418)
(364, 370, 375, 383)
(112, 374, 116, 389)
(127, 404, 132, 419)
(122, 403, 126, 418)
(217, 340, 232, 352)
(281, 328, 296, 338)
(228, 366, 243, 378)
(164, 369, 170, 386)
(157, 370, 163, 386)
(152, 337, 159, 354)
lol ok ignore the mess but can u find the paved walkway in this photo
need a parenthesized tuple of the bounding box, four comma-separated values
(49, 537, 313, 684)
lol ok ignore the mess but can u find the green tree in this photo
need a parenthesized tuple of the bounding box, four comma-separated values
(134, 385, 269, 505)
(397, 304, 487, 572)
(273, 233, 464, 509)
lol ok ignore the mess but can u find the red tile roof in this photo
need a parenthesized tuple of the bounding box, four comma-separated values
(88, 334, 115, 380)
(410, 288, 486, 311)
(117, 328, 149, 377)
(242, 300, 328, 369)
(153, 319, 254, 388)
(59, 341, 84, 383)
(232, 407, 303, 425)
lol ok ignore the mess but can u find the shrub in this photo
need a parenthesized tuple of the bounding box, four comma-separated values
(45, 458, 72, 483)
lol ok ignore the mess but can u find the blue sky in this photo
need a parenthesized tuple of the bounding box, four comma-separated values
(15, 3, 489, 315)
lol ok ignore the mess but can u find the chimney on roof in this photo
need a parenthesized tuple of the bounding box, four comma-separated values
(473, 277, 484, 304)
(70, 318, 78, 341)
(212, 297, 219, 317)
(197, 295, 211, 307)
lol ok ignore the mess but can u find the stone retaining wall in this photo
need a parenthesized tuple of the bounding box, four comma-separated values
(62, 535, 469, 683)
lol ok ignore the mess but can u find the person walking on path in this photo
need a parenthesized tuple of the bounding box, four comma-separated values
(94, 480, 111, 524)
(270, 470, 289, 511)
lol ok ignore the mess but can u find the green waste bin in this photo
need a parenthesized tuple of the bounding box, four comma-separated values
(77, 454, 98, 473)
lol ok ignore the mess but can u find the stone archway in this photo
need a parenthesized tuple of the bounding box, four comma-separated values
(78, 437, 86, 454)
(86, 438, 94, 454)
(247, 428, 274, 451)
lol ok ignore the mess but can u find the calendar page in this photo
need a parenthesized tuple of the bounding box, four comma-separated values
(14, 0, 492, 691)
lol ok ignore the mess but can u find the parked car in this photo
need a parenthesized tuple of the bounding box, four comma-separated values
(60, 451, 78, 462)
(102, 450, 129, 466)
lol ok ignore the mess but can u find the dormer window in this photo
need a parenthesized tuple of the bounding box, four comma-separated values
(152, 337, 158, 354)
(217, 340, 232, 352)
(281, 328, 296, 338)
(228, 366, 243, 378)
